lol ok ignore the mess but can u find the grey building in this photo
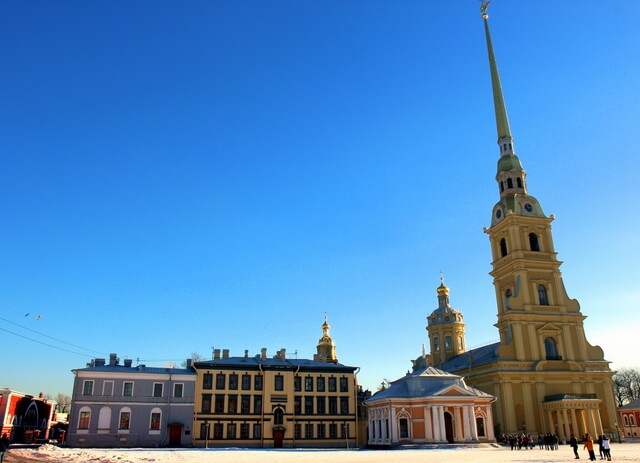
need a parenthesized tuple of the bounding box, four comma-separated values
(67, 354, 196, 447)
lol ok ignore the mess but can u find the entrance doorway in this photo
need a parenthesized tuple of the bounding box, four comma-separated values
(168, 424, 182, 446)
(273, 429, 285, 448)
(444, 412, 454, 443)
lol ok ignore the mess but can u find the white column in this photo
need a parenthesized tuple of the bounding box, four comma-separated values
(390, 408, 398, 444)
(595, 409, 603, 436)
(454, 407, 463, 442)
(438, 406, 446, 442)
(462, 406, 471, 441)
(469, 406, 478, 440)
(432, 406, 441, 442)
(561, 409, 570, 443)
(588, 409, 598, 437)
(424, 406, 433, 442)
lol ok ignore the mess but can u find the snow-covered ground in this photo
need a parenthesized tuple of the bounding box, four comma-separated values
(6, 443, 640, 463)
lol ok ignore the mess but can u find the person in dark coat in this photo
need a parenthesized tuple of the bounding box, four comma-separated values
(570, 433, 580, 459)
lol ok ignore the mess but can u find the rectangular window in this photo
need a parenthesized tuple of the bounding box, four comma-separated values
(78, 411, 90, 429)
(240, 395, 251, 414)
(123, 382, 134, 397)
(213, 423, 223, 439)
(339, 377, 348, 392)
(240, 423, 250, 439)
(316, 396, 325, 414)
(241, 374, 251, 390)
(203, 373, 213, 390)
(305, 423, 313, 439)
(341, 423, 349, 439)
(328, 397, 337, 414)
(399, 418, 408, 438)
(254, 375, 263, 391)
(227, 423, 236, 439)
(329, 423, 337, 439)
(253, 395, 262, 414)
(304, 396, 314, 415)
(317, 423, 325, 439)
(150, 412, 161, 430)
(274, 375, 284, 391)
(82, 380, 94, 396)
(103, 381, 114, 396)
(214, 395, 225, 413)
(228, 394, 238, 414)
(153, 383, 163, 398)
(253, 423, 262, 439)
(294, 423, 301, 439)
(294, 396, 302, 415)
(340, 397, 349, 415)
(316, 377, 325, 392)
(229, 374, 238, 390)
(294, 376, 301, 392)
(174, 383, 184, 398)
(200, 422, 209, 439)
(305, 377, 313, 392)
(216, 373, 226, 390)
(328, 377, 337, 392)
(119, 411, 131, 430)
(202, 394, 212, 413)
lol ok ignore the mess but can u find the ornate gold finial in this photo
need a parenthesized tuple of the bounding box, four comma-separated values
(440, 270, 445, 286)
(480, 0, 491, 18)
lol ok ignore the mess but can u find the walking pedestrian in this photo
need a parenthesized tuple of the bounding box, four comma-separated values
(584, 433, 597, 461)
(570, 434, 580, 459)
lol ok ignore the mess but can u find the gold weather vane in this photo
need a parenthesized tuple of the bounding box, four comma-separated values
(480, 0, 491, 17)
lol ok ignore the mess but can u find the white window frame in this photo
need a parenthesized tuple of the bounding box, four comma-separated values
(102, 380, 114, 396)
(173, 383, 184, 398)
(77, 406, 91, 433)
(118, 407, 132, 433)
(82, 380, 94, 396)
(149, 407, 162, 434)
(97, 406, 111, 432)
(153, 382, 164, 398)
(123, 381, 134, 397)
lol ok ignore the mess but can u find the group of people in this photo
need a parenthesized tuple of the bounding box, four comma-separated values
(570, 433, 613, 461)
(501, 433, 560, 450)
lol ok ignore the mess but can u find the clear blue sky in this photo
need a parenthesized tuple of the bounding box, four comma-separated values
(1, 1, 639, 396)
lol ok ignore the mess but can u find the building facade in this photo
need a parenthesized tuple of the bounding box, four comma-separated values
(366, 365, 495, 446)
(192, 320, 361, 448)
(619, 399, 640, 439)
(0, 389, 55, 443)
(427, 5, 617, 442)
(67, 354, 196, 448)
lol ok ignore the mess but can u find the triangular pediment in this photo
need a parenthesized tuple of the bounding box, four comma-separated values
(537, 322, 562, 334)
(433, 384, 473, 397)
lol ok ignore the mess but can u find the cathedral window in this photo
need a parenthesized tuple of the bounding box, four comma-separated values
(529, 233, 540, 251)
(517, 177, 522, 188)
(544, 337, 558, 360)
(538, 285, 549, 305)
(500, 238, 508, 257)
(274, 407, 284, 425)
(507, 178, 513, 189)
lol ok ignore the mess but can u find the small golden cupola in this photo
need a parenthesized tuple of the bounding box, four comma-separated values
(315, 316, 338, 364)
(426, 275, 466, 367)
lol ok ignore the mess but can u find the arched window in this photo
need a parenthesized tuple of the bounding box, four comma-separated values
(399, 418, 409, 439)
(77, 406, 91, 430)
(623, 415, 629, 426)
(538, 285, 549, 305)
(445, 336, 452, 350)
(433, 337, 440, 352)
(507, 178, 513, 189)
(458, 335, 464, 351)
(97, 406, 111, 430)
(149, 407, 162, 432)
(500, 238, 508, 257)
(529, 233, 540, 251)
(119, 407, 131, 430)
(631, 415, 637, 426)
(274, 407, 284, 426)
(517, 177, 523, 188)
(476, 417, 486, 437)
(500, 181, 505, 192)
(544, 337, 558, 360)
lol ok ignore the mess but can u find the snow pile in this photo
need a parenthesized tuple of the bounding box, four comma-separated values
(7, 442, 640, 463)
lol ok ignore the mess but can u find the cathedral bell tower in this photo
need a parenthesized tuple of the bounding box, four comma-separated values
(481, 5, 605, 365)
(315, 316, 338, 364)
(426, 276, 466, 367)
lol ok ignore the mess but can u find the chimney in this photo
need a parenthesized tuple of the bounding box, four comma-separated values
(279, 348, 286, 361)
(95, 358, 106, 367)
(222, 349, 229, 359)
(213, 349, 221, 360)
(186, 359, 193, 369)
(244, 350, 249, 358)
(261, 348, 267, 360)
(109, 353, 118, 366)
(124, 359, 132, 368)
